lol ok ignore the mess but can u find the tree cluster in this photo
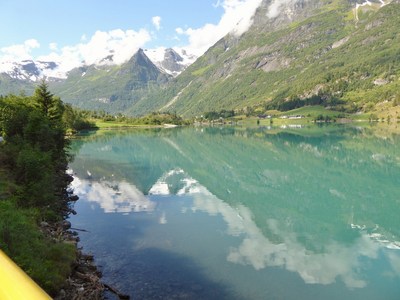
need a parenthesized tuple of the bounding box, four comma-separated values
(203, 110, 235, 120)
(0, 81, 75, 211)
(0, 82, 87, 295)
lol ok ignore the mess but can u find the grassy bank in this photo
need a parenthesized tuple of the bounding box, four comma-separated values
(0, 195, 76, 295)
(93, 120, 170, 129)
(0, 83, 80, 296)
(82, 112, 190, 130)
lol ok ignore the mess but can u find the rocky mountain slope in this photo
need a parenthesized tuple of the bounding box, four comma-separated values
(128, 0, 399, 117)
(49, 49, 171, 112)
(0, 60, 60, 81)
(144, 48, 197, 77)
(0, 60, 62, 96)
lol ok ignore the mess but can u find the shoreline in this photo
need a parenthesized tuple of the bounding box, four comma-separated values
(49, 187, 129, 299)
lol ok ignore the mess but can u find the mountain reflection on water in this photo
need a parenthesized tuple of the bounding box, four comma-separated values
(69, 126, 400, 299)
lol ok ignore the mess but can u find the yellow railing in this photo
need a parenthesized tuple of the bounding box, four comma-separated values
(0, 250, 52, 300)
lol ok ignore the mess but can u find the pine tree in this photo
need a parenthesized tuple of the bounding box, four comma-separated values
(34, 79, 54, 116)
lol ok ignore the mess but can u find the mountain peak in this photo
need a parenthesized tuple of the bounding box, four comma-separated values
(99, 54, 114, 64)
(165, 48, 183, 62)
(143, 47, 197, 77)
(117, 48, 168, 84)
(129, 48, 157, 68)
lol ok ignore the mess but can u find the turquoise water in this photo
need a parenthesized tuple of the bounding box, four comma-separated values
(69, 126, 400, 299)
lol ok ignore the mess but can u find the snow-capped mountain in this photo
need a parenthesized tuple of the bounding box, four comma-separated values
(0, 60, 66, 81)
(47, 48, 172, 113)
(144, 47, 197, 77)
(0, 47, 197, 83)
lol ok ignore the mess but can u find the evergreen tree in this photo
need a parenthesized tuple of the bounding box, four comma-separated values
(33, 80, 65, 123)
(34, 80, 54, 116)
(0, 84, 72, 209)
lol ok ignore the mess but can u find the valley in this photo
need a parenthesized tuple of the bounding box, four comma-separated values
(1, 0, 399, 120)
(1, 2, 400, 298)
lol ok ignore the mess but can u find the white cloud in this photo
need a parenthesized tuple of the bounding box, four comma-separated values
(25, 39, 40, 49)
(49, 42, 58, 51)
(79, 29, 151, 65)
(0, 39, 40, 62)
(152, 16, 162, 31)
(176, 0, 263, 56)
(0, 1, 264, 74)
(175, 27, 184, 35)
(37, 28, 151, 75)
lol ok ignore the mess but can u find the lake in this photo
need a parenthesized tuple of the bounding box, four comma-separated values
(69, 125, 400, 300)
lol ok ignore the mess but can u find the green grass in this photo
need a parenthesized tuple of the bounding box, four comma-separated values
(191, 65, 211, 76)
(0, 168, 11, 200)
(94, 120, 169, 129)
(0, 199, 76, 296)
(276, 106, 346, 118)
(0, 164, 77, 296)
(0, 158, 76, 296)
(94, 120, 143, 128)
(233, 105, 385, 127)
(0, 152, 76, 296)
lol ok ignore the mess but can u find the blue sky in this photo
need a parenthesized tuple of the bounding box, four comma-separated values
(0, 0, 222, 53)
(0, 0, 264, 71)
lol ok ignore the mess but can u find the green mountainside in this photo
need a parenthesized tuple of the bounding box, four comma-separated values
(49, 49, 171, 113)
(0, 49, 172, 114)
(130, 0, 400, 117)
(0, 73, 35, 96)
(1, 0, 399, 118)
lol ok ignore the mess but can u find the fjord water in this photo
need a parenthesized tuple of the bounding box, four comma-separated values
(69, 126, 400, 300)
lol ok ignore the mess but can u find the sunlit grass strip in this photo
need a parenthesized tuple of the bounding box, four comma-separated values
(94, 120, 168, 129)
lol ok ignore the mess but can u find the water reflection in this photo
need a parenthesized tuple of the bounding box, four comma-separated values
(149, 168, 198, 196)
(181, 174, 399, 289)
(69, 126, 400, 299)
(71, 174, 155, 213)
(113, 167, 400, 289)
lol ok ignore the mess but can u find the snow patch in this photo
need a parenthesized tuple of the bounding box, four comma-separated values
(354, 0, 390, 21)
(1, 45, 197, 81)
(0, 59, 66, 80)
(144, 47, 166, 64)
(144, 47, 197, 77)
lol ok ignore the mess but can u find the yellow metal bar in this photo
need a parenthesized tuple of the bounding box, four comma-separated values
(0, 250, 52, 300)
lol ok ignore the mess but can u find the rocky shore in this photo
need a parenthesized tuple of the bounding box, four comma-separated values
(38, 216, 104, 299)
(41, 186, 130, 300)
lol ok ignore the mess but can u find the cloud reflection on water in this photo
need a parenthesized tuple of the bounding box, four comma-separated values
(150, 169, 400, 289)
(71, 167, 400, 289)
(71, 174, 156, 213)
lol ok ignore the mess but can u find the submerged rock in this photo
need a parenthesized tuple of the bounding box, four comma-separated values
(61, 220, 71, 230)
